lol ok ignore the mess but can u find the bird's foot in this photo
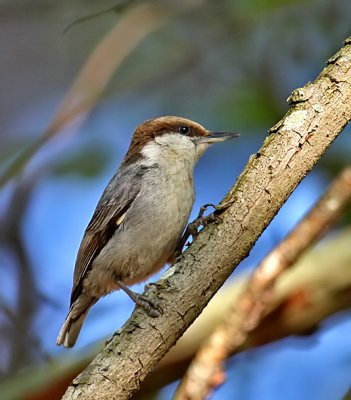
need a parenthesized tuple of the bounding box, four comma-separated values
(117, 281, 163, 317)
(187, 208, 220, 239)
(185, 202, 231, 241)
(134, 294, 163, 318)
(172, 201, 234, 259)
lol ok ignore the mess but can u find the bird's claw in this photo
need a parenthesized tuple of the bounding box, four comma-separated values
(172, 200, 234, 255)
(135, 294, 163, 318)
(117, 280, 163, 317)
(186, 201, 230, 240)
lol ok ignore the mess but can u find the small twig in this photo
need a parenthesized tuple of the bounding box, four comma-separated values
(63, 0, 137, 34)
(175, 166, 351, 400)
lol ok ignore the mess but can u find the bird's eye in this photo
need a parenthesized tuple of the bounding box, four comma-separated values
(178, 126, 190, 135)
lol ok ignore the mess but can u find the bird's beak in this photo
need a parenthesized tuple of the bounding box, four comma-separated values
(198, 131, 240, 144)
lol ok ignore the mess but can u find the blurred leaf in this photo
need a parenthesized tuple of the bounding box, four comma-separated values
(0, 353, 94, 400)
(228, 0, 313, 14)
(344, 387, 351, 400)
(214, 83, 283, 129)
(0, 138, 39, 177)
(50, 146, 111, 178)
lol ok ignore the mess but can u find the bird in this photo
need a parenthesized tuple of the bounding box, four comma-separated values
(56, 116, 239, 347)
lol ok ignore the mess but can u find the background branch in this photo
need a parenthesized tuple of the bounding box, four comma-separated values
(0, 175, 46, 374)
(60, 37, 351, 400)
(0, 2, 170, 188)
(175, 166, 351, 400)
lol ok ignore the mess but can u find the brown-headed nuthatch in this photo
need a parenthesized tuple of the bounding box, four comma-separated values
(57, 116, 238, 347)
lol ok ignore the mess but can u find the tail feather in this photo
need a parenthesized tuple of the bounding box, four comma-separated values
(57, 296, 95, 348)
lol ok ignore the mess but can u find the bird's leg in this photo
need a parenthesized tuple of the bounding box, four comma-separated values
(172, 200, 234, 260)
(116, 281, 163, 318)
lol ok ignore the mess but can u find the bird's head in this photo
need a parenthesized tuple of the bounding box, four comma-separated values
(124, 116, 239, 166)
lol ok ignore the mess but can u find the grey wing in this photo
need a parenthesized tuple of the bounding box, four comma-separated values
(70, 164, 145, 305)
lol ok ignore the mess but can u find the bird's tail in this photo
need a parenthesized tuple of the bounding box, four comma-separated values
(56, 295, 96, 348)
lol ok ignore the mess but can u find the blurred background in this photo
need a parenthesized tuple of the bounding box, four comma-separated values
(0, 0, 351, 399)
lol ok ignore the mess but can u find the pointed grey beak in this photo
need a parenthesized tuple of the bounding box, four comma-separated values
(198, 131, 240, 144)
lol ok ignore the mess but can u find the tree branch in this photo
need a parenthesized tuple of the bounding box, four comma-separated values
(61, 37, 351, 400)
(175, 166, 351, 400)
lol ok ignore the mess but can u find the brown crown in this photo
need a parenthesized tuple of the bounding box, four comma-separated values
(123, 116, 210, 164)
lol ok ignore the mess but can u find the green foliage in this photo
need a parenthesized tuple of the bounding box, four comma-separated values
(51, 145, 111, 178)
(234, 0, 310, 13)
(214, 83, 284, 129)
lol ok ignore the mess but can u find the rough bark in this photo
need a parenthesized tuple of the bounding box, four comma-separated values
(61, 37, 351, 399)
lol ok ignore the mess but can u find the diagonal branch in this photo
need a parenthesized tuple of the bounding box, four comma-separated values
(61, 37, 351, 400)
(175, 166, 351, 400)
